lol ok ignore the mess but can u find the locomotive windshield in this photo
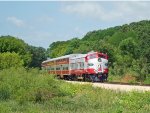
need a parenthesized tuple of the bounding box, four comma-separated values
(98, 54, 108, 59)
(87, 53, 108, 60)
(87, 54, 97, 59)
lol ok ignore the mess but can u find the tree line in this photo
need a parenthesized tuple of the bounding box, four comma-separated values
(46, 20, 150, 82)
(0, 35, 47, 69)
(0, 20, 150, 82)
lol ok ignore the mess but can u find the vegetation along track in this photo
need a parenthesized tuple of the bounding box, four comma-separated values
(66, 81, 150, 92)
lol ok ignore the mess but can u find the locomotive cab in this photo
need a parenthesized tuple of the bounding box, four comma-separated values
(98, 53, 108, 74)
(86, 52, 108, 82)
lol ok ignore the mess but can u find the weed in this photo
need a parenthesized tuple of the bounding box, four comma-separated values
(0, 67, 150, 113)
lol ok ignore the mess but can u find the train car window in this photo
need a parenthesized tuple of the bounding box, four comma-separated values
(63, 66, 68, 70)
(78, 63, 80, 69)
(71, 63, 74, 69)
(48, 66, 51, 70)
(83, 63, 84, 69)
(72, 64, 74, 69)
(74, 64, 76, 69)
(88, 63, 94, 66)
(66, 67, 68, 70)
(75, 63, 78, 69)
(56, 67, 60, 70)
(80, 62, 84, 69)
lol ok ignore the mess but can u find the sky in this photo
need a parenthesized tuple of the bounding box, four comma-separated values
(0, 1, 150, 48)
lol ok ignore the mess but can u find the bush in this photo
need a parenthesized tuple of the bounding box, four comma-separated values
(0, 88, 10, 100)
(0, 68, 150, 112)
(0, 52, 23, 70)
(0, 67, 79, 104)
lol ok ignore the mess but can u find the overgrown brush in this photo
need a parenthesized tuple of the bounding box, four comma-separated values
(0, 67, 79, 104)
(0, 68, 150, 113)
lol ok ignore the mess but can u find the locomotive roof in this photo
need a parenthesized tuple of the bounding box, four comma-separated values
(70, 54, 87, 60)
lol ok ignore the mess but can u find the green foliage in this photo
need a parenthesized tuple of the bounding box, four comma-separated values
(65, 38, 80, 54)
(0, 68, 79, 103)
(28, 46, 47, 68)
(132, 58, 149, 82)
(119, 37, 137, 56)
(0, 68, 150, 112)
(0, 52, 23, 70)
(118, 91, 150, 112)
(46, 41, 69, 58)
(0, 35, 46, 68)
(0, 36, 26, 54)
(0, 36, 31, 67)
(47, 20, 150, 82)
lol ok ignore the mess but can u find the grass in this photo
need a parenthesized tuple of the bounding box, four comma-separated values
(0, 67, 150, 113)
(108, 73, 150, 85)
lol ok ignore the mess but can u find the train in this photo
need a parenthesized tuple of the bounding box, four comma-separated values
(41, 51, 108, 82)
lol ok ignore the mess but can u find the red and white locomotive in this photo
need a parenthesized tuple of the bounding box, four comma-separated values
(42, 51, 108, 82)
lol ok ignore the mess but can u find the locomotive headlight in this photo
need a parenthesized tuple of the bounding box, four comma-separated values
(105, 63, 108, 67)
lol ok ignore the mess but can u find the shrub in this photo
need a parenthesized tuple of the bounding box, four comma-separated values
(0, 67, 150, 112)
(0, 52, 23, 70)
(0, 67, 79, 104)
(0, 88, 10, 100)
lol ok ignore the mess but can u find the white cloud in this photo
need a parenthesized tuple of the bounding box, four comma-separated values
(7, 16, 25, 27)
(62, 2, 109, 20)
(116, 2, 150, 21)
(61, 1, 150, 22)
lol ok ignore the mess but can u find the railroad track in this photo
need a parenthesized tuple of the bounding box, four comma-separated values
(66, 81, 150, 92)
(103, 81, 150, 86)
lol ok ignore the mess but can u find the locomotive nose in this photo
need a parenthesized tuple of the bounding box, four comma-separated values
(104, 68, 108, 73)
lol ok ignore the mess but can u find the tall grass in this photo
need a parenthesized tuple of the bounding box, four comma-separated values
(0, 67, 150, 113)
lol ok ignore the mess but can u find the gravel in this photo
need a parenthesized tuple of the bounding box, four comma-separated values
(66, 81, 150, 92)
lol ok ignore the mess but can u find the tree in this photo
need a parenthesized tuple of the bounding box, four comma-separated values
(0, 36, 27, 54)
(119, 37, 137, 57)
(28, 46, 47, 68)
(65, 38, 81, 54)
(0, 36, 31, 66)
(0, 52, 23, 70)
